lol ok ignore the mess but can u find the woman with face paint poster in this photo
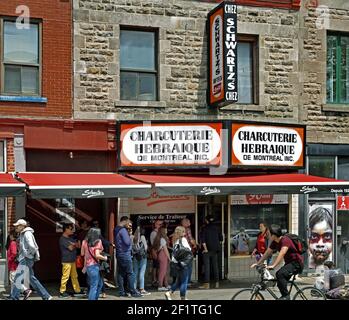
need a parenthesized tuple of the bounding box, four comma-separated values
(308, 204, 333, 272)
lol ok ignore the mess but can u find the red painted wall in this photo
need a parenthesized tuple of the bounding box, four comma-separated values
(0, 0, 72, 118)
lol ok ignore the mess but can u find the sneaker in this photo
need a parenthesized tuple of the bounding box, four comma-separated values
(23, 289, 32, 300)
(73, 291, 85, 298)
(118, 292, 129, 298)
(131, 292, 143, 298)
(44, 296, 53, 300)
(158, 287, 169, 292)
(59, 292, 71, 299)
(139, 290, 151, 296)
(164, 292, 172, 300)
(100, 292, 107, 299)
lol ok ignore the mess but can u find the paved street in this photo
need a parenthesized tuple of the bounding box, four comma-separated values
(1, 275, 335, 301)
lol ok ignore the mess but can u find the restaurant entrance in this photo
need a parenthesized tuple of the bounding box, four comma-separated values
(197, 195, 228, 281)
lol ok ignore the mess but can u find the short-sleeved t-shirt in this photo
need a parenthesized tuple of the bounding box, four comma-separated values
(160, 238, 167, 249)
(81, 239, 103, 269)
(269, 236, 303, 265)
(59, 235, 77, 263)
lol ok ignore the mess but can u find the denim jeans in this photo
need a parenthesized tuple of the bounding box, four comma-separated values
(86, 264, 103, 300)
(187, 263, 193, 284)
(117, 255, 136, 295)
(171, 266, 189, 298)
(133, 258, 147, 290)
(11, 258, 51, 300)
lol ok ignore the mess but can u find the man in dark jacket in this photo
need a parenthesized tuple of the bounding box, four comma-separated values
(199, 215, 223, 289)
(114, 216, 142, 298)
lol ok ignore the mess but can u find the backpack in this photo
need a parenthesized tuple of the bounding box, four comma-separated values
(172, 239, 193, 268)
(132, 240, 147, 261)
(285, 233, 308, 255)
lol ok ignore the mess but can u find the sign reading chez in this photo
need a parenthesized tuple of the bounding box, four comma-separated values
(208, 1, 238, 107)
(231, 123, 305, 168)
(120, 122, 222, 168)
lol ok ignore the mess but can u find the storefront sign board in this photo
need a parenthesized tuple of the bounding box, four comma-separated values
(208, 1, 238, 107)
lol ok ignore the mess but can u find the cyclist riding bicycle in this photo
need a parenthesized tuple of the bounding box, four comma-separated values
(251, 224, 304, 300)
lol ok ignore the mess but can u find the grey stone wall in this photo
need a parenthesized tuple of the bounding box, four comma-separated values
(73, 0, 349, 143)
(300, 0, 349, 143)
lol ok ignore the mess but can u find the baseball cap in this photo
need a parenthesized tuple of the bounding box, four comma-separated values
(13, 219, 27, 227)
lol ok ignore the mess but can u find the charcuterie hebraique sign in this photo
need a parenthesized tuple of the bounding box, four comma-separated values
(119, 122, 223, 169)
(231, 122, 305, 168)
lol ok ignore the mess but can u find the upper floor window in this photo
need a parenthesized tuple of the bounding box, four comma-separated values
(308, 156, 335, 179)
(238, 36, 258, 104)
(327, 33, 349, 104)
(1, 19, 40, 96)
(120, 29, 157, 101)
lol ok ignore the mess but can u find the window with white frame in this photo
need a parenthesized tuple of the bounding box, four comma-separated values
(1, 19, 41, 96)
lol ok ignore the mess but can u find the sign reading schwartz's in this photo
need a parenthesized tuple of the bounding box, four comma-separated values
(119, 122, 223, 168)
(232, 122, 305, 168)
(208, 1, 238, 107)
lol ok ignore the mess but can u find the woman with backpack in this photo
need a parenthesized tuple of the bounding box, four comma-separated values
(165, 226, 193, 300)
(132, 226, 150, 295)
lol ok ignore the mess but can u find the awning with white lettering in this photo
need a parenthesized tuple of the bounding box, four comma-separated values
(16, 172, 152, 198)
(0, 173, 25, 197)
(127, 173, 349, 196)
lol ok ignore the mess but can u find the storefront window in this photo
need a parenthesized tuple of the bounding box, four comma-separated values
(338, 157, 349, 180)
(0, 198, 6, 259)
(230, 204, 288, 256)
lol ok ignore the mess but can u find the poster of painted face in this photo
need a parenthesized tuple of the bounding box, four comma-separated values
(308, 202, 333, 270)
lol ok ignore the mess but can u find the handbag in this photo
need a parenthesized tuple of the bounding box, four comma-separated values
(87, 245, 110, 274)
(75, 255, 84, 269)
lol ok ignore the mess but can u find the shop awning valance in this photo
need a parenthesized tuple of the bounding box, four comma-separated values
(0, 173, 25, 197)
(128, 173, 349, 196)
(17, 172, 152, 199)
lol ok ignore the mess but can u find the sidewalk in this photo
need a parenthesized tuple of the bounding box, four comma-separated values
(0, 276, 326, 300)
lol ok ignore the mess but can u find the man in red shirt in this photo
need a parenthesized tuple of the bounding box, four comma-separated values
(251, 224, 304, 300)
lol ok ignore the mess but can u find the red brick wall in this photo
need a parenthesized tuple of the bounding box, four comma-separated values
(6, 139, 16, 230)
(0, 0, 72, 118)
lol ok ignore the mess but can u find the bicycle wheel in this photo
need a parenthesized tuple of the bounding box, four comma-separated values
(231, 288, 265, 300)
(293, 286, 326, 300)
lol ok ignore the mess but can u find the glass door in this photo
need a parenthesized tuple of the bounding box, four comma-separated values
(197, 197, 228, 281)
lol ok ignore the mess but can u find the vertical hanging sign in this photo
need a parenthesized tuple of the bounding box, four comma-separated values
(208, 1, 238, 107)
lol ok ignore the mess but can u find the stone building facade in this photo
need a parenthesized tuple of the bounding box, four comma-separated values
(73, 0, 349, 278)
(73, 0, 349, 144)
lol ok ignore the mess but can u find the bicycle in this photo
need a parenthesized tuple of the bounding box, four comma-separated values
(231, 265, 326, 300)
